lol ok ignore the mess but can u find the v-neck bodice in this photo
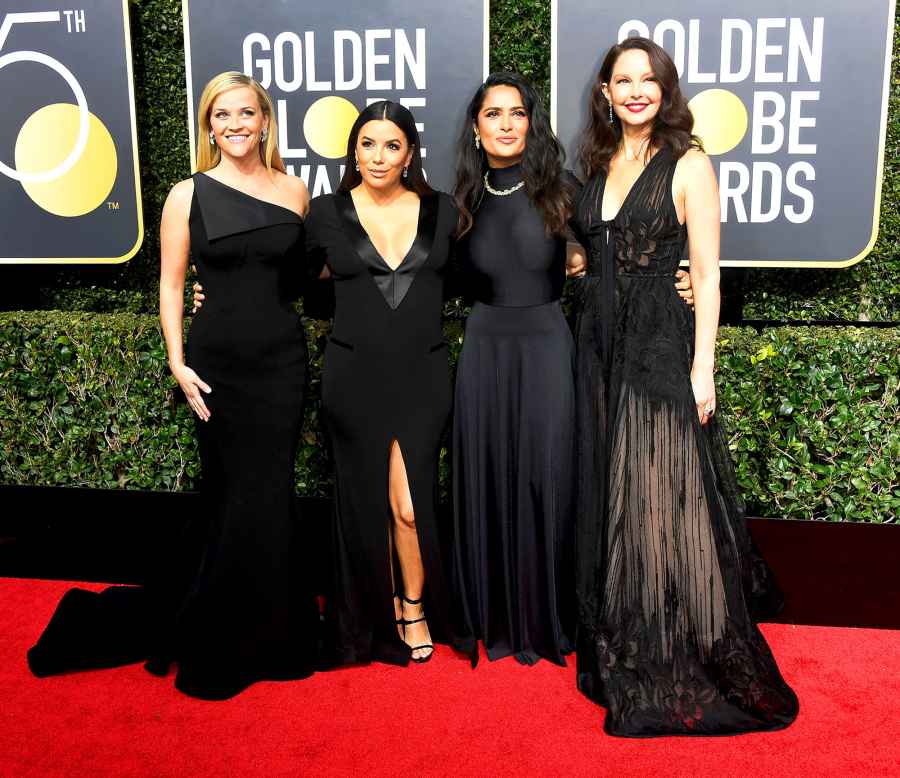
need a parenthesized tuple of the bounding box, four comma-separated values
(304, 190, 457, 356)
(335, 192, 439, 309)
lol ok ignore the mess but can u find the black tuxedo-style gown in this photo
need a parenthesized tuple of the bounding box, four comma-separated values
(305, 190, 459, 666)
(452, 164, 577, 666)
(28, 173, 320, 699)
(570, 148, 799, 736)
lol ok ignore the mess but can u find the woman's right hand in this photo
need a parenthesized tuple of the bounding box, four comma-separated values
(172, 363, 212, 421)
(191, 282, 205, 313)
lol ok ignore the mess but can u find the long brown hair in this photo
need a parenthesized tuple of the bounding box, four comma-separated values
(337, 100, 434, 196)
(578, 38, 700, 180)
(454, 72, 573, 238)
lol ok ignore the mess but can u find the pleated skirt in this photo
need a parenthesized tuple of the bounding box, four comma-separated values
(452, 300, 576, 665)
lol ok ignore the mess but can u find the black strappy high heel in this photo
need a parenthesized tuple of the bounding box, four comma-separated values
(400, 594, 434, 664)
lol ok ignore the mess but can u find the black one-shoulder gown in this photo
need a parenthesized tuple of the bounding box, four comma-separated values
(28, 173, 320, 699)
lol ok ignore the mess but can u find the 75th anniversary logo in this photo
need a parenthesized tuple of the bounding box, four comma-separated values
(0, 0, 142, 264)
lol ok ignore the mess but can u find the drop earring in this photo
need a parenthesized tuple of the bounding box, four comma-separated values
(260, 127, 268, 142)
(209, 131, 216, 146)
(402, 166, 409, 179)
(474, 129, 481, 151)
(608, 102, 614, 125)
(354, 158, 359, 172)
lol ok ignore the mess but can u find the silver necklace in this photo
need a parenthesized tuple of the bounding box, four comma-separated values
(483, 170, 525, 196)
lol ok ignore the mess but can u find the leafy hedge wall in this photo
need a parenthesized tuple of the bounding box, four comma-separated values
(30, 0, 899, 321)
(2, 312, 897, 521)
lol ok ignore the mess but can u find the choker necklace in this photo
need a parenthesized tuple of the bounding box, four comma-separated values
(483, 170, 525, 196)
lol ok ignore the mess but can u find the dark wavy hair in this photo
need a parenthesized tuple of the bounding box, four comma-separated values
(579, 37, 701, 180)
(337, 100, 434, 196)
(454, 72, 573, 237)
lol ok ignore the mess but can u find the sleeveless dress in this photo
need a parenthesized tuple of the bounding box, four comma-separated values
(27, 173, 321, 699)
(305, 191, 460, 666)
(570, 148, 799, 736)
(452, 163, 576, 666)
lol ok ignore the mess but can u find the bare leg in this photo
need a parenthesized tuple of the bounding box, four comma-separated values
(387, 530, 403, 639)
(388, 439, 433, 661)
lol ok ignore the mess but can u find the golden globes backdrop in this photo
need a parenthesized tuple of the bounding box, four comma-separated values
(183, 0, 489, 194)
(552, 1, 896, 267)
(0, 0, 142, 264)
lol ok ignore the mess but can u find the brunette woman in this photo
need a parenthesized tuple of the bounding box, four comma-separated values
(451, 73, 695, 667)
(570, 38, 799, 736)
(306, 101, 460, 665)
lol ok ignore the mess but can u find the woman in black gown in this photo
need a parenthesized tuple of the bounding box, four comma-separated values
(570, 38, 799, 736)
(451, 74, 579, 666)
(450, 74, 693, 667)
(28, 73, 320, 699)
(306, 102, 459, 665)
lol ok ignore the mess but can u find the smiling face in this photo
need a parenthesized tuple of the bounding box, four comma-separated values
(603, 48, 662, 130)
(208, 86, 268, 162)
(354, 119, 413, 191)
(476, 85, 529, 168)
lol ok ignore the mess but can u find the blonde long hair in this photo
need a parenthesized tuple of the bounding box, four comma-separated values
(195, 72, 285, 174)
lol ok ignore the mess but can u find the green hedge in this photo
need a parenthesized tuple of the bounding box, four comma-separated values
(1, 312, 896, 521)
(28, 1, 899, 321)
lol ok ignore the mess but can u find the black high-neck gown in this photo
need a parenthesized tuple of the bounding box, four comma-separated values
(452, 164, 577, 665)
(28, 173, 321, 699)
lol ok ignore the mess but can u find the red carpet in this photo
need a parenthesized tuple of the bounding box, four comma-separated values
(2, 578, 899, 777)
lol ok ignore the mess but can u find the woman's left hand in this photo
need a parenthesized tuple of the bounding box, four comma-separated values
(674, 269, 694, 308)
(691, 366, 716, 426)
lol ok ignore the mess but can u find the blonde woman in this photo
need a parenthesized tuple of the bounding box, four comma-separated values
(29, 73, 321, 700)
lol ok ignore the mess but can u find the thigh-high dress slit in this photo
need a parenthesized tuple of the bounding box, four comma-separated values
(306, 191, 460, 666)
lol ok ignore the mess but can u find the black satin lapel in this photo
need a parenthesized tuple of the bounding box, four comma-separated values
(392, 193, 439, 309)
(338, 191, 439, 310)
(194, 174, 301, 241)
(336, 191, 385, 271)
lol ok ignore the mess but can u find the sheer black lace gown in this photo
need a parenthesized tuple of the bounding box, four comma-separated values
(570, 148, 799, 736)
(27, 174, 321, 699)
(452, 163, 577, 666)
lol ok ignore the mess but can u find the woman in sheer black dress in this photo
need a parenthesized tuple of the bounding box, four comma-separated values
(28, 73, 320, 700)
(570, 38, 799, 736)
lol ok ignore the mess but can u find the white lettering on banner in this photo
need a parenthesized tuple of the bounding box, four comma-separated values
(243, 29, 427, 92)
(617, 17, 823, 82)
(239, 28, 428, 197)
(617, 16, 824, 225)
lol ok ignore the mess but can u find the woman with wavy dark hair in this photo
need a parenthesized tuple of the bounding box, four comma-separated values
(570, 37, 798, 736)
(449, 72, 582, 666)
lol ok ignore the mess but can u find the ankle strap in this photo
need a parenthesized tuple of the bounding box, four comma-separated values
(402, 594, 424, 605)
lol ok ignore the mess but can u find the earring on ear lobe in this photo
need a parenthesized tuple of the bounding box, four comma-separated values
(260, 127, 268, 142)
(354, 158, 360, 172)
(474, 129, 481, 151)
(608, 101, 614, 125)
(403, 166, 409, 179)
(209, 131, 216, 146)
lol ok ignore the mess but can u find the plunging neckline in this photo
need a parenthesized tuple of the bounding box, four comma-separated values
(599, 148, 664, 223)
(199, 173, 304, 220)
(348, 191, 423, 272)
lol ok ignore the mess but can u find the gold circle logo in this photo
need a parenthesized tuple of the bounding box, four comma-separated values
(688, 89, 748, 156)
(303, 96, 359, 159)
(15, 103, 117, 217)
